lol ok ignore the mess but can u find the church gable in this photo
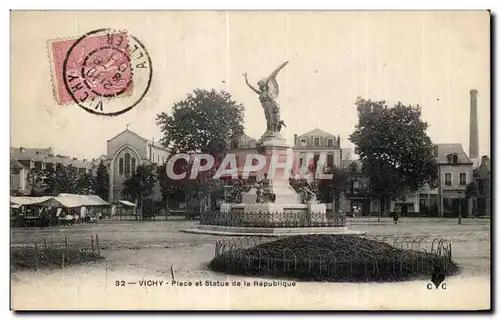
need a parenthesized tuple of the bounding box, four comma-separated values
(107, 130, 148, 160)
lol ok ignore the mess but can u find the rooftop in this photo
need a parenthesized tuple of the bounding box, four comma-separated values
(10, 147, 93, 169)
(296, 128, 336, 139)
(434, 143, 472, 165)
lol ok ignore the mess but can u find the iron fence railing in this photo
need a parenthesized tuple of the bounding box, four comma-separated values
(200, 210, 346, 228)
(10, 234, 102, 270)
(212, 235, 453, 282)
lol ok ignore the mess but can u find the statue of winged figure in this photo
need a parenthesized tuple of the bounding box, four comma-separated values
(243, 61, 289, 133)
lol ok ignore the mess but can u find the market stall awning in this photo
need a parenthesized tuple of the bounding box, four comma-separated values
(10, 196, 53, 206)
(41, 194, 110, 208)
(118, 200, 136, 207)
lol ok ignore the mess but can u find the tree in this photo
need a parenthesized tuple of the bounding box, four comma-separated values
(465, 180, 479, 216)
(173, 159, 220, 217)
(75, 172, 95, 195)
(156, 89, 245, 155)
(157, 163, 184, 215)
(27, 168, 52, 196)
(349, 98, 438, 218)
(27, 165, 94, 196)
(122, 164, 158, 218)
(94, 161, 110, 200)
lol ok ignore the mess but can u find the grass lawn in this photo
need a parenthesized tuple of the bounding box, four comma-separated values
(10, 216, 490, 277)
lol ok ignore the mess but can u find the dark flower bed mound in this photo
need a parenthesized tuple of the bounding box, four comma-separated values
(209, 235, 460, 282)
(11, 246, 103, 270)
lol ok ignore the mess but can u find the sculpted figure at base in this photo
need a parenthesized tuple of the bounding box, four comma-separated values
(255, 173, 276, 203)
(227, 179, 251, 204)
(243, 61, 289, 133)
(300, 182, 319, 205)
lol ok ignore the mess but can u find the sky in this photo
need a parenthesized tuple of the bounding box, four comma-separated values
(10, 11, 490, 160)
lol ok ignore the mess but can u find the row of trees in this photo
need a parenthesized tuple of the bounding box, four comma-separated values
(25, 89, 443, 217)
(153, 89, 440, 215)
(27, 162, 110, 200)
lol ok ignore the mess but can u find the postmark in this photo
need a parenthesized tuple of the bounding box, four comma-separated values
(49, 28, 152, 116)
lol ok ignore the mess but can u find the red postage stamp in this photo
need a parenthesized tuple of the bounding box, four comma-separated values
(47, 30, 134, 106)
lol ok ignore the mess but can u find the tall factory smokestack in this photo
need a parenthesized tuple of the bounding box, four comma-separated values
(469, 89, 479, 159)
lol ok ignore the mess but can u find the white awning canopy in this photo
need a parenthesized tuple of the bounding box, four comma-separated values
(46, 194, 110, 208)
(11, 195, 110, 209)
(10, 196, 53, 206)
(118, 200, 136, 207)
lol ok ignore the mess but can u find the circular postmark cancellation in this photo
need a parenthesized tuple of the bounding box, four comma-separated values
(62, 28, 153, 116)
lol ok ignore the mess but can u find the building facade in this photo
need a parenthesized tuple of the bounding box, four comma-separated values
(10, 147, 94, 196)
(334, 143, 473, 217)
(339, 160, 380, 215)
(292, 128, 342, 179)
(434, 143, 473, 217)
(105, 128, 169, 203)
(473, 155, 491, 216)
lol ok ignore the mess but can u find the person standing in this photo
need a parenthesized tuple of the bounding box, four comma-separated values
(393, 206, 400, 224)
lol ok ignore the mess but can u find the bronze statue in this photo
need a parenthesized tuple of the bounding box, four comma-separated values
(227, 179, 251, 204)
(243, 61, 289, 133)
(300, 182, 319, 204)
(255, 173, 276, 203)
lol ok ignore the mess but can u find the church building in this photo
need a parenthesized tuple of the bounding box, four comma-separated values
(98, 127, 170, 203)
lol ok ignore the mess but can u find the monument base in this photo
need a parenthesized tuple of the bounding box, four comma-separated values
(192, 123, 364, 237)
(181, 225, 365, 237)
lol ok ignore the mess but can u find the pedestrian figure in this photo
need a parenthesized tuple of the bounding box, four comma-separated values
(393, 208, 400, 224)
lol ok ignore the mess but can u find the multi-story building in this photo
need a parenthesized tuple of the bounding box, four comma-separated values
(473, 155, 491, 216)
(335, 143, 473, 217)
(10, 156, 30, 196)
(434, 143, 473, 217)
(105, 127, 169, 202)
(339, 159, 381, 215)
(292, 128, 342, 179)
(387, 143, 473, 217)
(10, 147, 94, 196)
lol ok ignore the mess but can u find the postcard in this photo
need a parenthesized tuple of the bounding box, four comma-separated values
(10, 10, 491, 310)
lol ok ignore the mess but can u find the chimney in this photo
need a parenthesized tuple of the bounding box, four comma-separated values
(433, 145, 438, 157)
(20, 147, 25, 153)
(294, 134, 298, 144)
(469, 89, 479, 159)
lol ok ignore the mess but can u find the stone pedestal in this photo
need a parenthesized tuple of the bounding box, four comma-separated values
(251, 130, 302, 205)
(183, 128, 364, 236)
(220, 202, 232, 214)
(241, 187, 258, 204)
(309, 203, 327, 223)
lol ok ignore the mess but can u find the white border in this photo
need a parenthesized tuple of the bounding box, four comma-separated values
(3, 1, 498, 318)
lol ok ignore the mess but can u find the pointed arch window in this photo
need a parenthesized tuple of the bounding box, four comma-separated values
(131, 157, 136, 173)
(124, 153, 131, 175)
(350, 162, 358, 173)
(119, 157, 124, 174)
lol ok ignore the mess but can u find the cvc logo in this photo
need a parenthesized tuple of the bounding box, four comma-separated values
(427, 282, 447, 290)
